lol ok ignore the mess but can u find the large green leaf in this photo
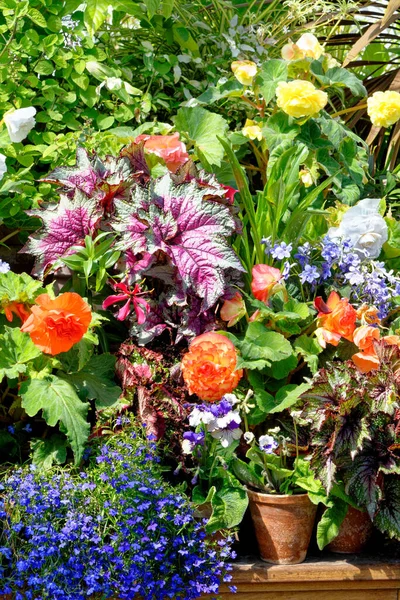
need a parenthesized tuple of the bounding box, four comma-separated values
(0, 327, 42, 380)
(174, 107, 228, 167)
(207, 486, 248, 532)
(317, 500, 349, 550)
(311, 62, 367, 97)
(237, 322, 294, 370)
(59, 353, 121, 410)
(20, 375, 90, 464)
(31, 434, 68, 470)
(294, 335, 323, 375)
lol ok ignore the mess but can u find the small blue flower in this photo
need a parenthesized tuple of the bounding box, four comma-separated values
(271, 241, 292, 260)
(299, 264, 320, 285)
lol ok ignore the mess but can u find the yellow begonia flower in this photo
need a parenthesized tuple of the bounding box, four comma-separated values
(281, 43, 304, 61)
(276, 80, 328, 118)
(299, 169, 313, 187)
(367, 90, 400, 128)
(281, 34, 323, 61)
(296, 33, 324, 59)
(242, 119, 263, 141)
(231, 60, 257, 86)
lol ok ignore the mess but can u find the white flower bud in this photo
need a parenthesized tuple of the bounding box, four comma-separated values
(4, 107, 36, 143)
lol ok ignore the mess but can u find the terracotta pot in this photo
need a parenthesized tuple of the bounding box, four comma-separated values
(247, 489, 317, 564)
(327, 506, 373, 554)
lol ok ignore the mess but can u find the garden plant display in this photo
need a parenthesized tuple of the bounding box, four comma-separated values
(1, 2, 400, 597)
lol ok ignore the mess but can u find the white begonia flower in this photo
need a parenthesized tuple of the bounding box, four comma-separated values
(0, 153, 6, 181)
(4, 107, 36, 143)
(327, 198, 388, 259)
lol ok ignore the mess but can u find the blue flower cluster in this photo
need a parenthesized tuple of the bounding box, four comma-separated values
(263, 236, 400, 318)
(0, 432, 235, 600)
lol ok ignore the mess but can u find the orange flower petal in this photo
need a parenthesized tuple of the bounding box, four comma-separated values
(352, 351, 380, 373)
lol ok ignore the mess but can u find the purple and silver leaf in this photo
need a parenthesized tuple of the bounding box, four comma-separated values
(21, 190, 103, 276)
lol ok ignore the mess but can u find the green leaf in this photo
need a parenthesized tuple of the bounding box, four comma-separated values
(196, 79, 243, 105)
(238, 322, 294, 370)
(71, 72, 89, 90)
(0, 272, 43, 308)
(34, 60, 54, 76)
(268, 382, 311, 414)
(84, 0, 110, 36)
(207, 486, 248, 532)
(174, 107, 228, 167)
(255, 59, 288, 105)
(59, 353, 121, 410)
(28, 7, 47, 27)
(20, 375, 90, 464)
(31, 434, 68, 470)
(263, 112, 300, 151)
(0, 327, 42, 380)
(97, 114, 115, 130)
(294, 335, 323, 374)
(231, 458, 265, 491)
(317, 500, 349, 550)
(311, 62, 366, 97)
(247, 388, 275, 425)
(144, 0, 161, 18)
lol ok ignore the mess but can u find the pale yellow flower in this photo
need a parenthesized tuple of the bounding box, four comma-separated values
(367, 90, 400, 128)
(242, 119, 263, 141)
(296, 33, 324, 59)
(276, 80, 328, 118)
(299, 169, 313, 187)
(281, 43, 304, 61)
(231, 60, 257, 86)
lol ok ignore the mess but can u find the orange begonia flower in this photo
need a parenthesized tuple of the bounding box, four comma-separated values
(181, 331, 243, 402)
(3, 302, 31, 323)
(220, 292, 246, 327)
(314, 291, 356, 346)
(352, 325, 380, 373)
(356, 304, 380, 325)
(21, 292, 92, 355)
(251, 264, 283, 303)
(135, 132, 189, 173)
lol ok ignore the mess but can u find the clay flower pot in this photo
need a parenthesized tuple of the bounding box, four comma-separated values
(247, 489, 317, 564)
(327, 506, 373, 554)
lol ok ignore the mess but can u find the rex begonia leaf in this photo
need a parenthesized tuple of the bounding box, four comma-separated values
(112, 174, 244, 310)
(58, 353, 122, 410)
(21, 190, 103, 276)
(20, 375, 90, 464)
(0, 326, 42, 380)
(42, 147, 99, 196)
(374, 475, 400, 540)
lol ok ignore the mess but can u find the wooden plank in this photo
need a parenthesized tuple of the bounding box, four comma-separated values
(218, 591, 398, 600)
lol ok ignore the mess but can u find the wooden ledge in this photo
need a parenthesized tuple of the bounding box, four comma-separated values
(218, 554, 400, 600)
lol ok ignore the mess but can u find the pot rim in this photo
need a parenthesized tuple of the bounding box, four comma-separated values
(246, 487, 313, 504)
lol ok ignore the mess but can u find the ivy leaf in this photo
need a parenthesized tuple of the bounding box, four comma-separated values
(21, 190, 103, 276)
(0, 327, 42, 380)
(20, 375, 90, 464)
(174, 107, 228, 166)
(31, 434, 68, 470)
(255, 59, 288, 105)
(59, 353, 122, 410)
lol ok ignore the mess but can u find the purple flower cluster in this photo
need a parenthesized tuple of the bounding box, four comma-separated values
(188, 395, 242, 448)
(262, 236, 400, 318)
(0, 433, 235, 600)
